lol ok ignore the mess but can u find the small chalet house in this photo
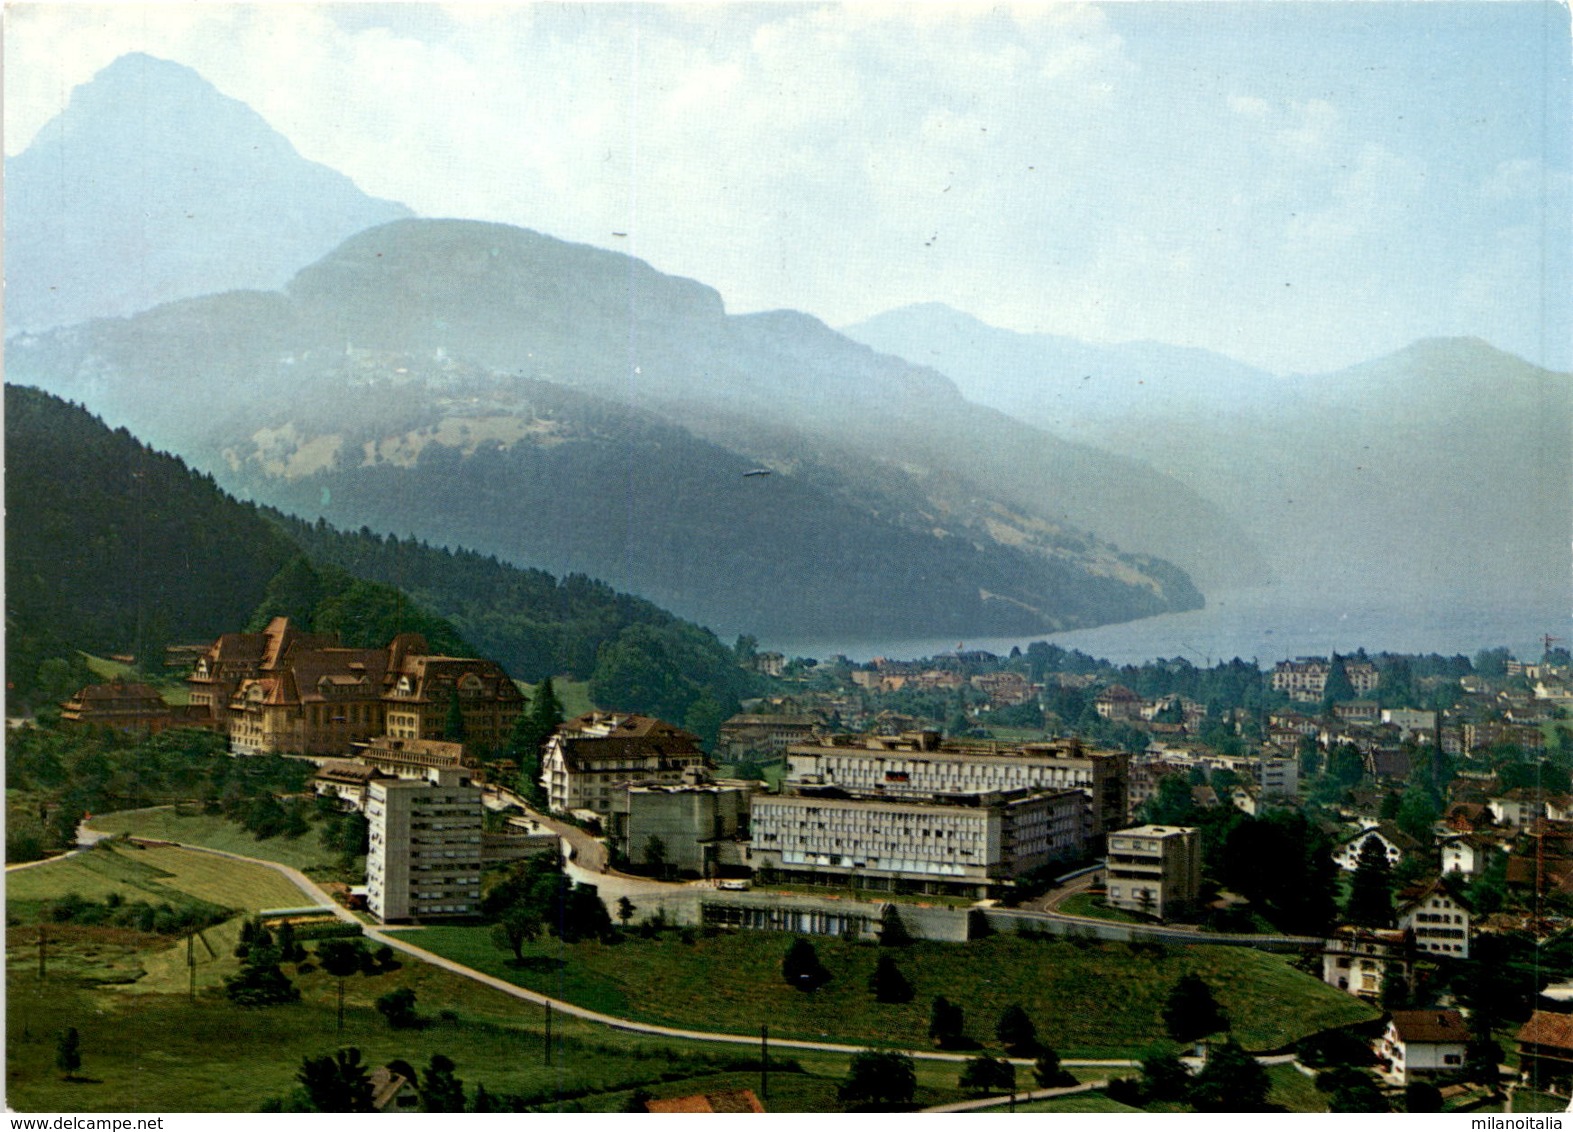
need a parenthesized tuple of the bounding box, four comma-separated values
(1441, 834, 1492, 877)
(1396, 881, 1471, 959)
(1332, 822, 1421, 872)
(1321, 925, 1413, 1001)
(1518, 1011, 1573, 1093)
(1375, 1010, 1468, 1086)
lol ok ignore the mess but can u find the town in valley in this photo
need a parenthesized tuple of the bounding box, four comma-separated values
(5, 0, 1569, 1119)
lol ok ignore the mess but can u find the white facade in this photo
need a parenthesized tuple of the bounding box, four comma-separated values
(1333, 827, 1409, 871)
(784, 736, 1126, 838)
(748, 788, 1084, 894)
(1321, 927, 1412, 1001)
(1381, 709, 1437, 741)
(1398, 886, 1471, 959)
(366, 766, 483, 922)
(1375, 1011, 1468, 1086)
(1441, 836, 1488, 876)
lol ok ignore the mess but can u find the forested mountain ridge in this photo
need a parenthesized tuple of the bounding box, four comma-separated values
(3, 387, 749, 725)
(8, 218, 1220, 642)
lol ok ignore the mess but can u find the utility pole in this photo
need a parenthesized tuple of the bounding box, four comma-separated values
(760, 1024, 769, 1102)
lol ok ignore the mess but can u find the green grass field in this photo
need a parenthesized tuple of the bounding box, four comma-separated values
(86, 809, 358, 876)
(520, 678, 595, 720)
(7, 842, 306, 917)
(4, 938, 986, 1113)
(1056, 891, 1148, 924)
(407, 927, 1377, 1058)
(1513, 1089, 1569, 1113)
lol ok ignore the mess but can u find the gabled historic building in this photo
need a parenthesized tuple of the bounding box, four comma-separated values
(189, 618, 522, 758)
(540, 712, 709, 816)
(59, 679, 182, 733)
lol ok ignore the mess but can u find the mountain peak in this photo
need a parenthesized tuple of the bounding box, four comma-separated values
(6, 52, 412, 332)
(50, 53, 278, 152)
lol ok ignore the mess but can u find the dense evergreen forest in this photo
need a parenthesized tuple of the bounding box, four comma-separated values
(5, 387, 751, 724)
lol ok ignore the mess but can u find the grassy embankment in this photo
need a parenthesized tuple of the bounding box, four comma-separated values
(409, 925, 1378, 1058)
(88, 808, 359, 878)
(45, 812, 1374, 1112)
(1055, 891, 1148, 924)
(4, 842, 970, 1112)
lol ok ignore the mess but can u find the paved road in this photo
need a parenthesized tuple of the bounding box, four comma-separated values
(71, 816, 1311, 1086)
(5, 816, 141, 873)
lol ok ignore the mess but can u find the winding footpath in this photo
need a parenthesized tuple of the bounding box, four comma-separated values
(68, 815, 1310, 1102)
(72, 817, 1137, 1073)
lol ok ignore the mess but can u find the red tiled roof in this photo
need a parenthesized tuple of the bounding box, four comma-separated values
(1390, 1009, 1467, 1044)
(645, 1089, 765, 1113)
(1519, 1011, 1573, 1052)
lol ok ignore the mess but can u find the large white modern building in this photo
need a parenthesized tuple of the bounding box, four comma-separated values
(783, 732, 1126, 840)
(366, 766, 483, 922)
(747, 786, 1085, 898)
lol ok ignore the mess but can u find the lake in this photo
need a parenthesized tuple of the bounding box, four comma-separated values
(770, 584, 1572, 667)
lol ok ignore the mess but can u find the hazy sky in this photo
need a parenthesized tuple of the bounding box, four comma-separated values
(6, 2, 1569, 373)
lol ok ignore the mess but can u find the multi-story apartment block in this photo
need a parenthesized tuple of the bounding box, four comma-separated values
(1104, 824, 1201, 919)
(1257, 754, 1299, 798)
(783, 733, 1126, 840)
(188, 618, 522, 758)
(747, 786, 1085, 898)
(540, 713, 709, 817)
(366, 767, 483, 923)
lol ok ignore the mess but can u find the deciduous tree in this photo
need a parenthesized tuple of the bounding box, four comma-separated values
(1163, 974, 1228, 1043)
(995, 1003, 1039, 1055)
(1189, 1038, 1269, 1111)
(838, 1050, 917, 1109)
(868, 955, 914, 1004)
(55, 1028, 81, 1080)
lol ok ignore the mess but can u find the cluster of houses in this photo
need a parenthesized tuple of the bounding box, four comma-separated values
(58, 630, 1573, 1098)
